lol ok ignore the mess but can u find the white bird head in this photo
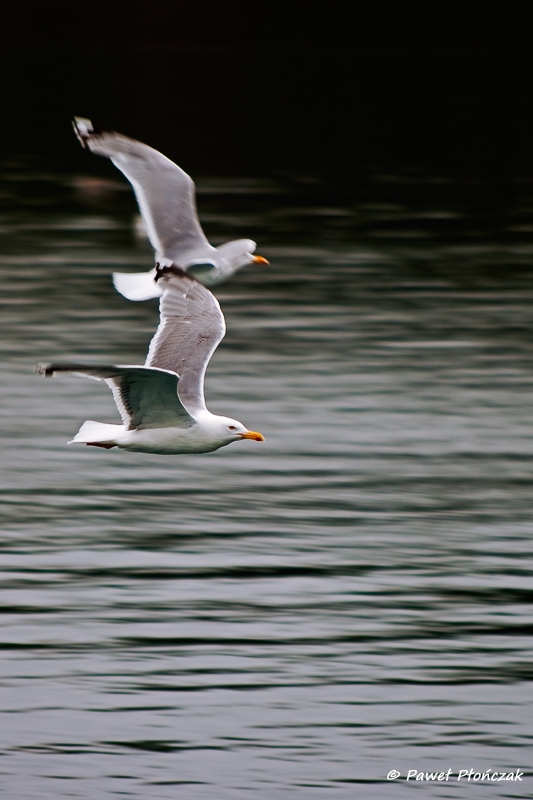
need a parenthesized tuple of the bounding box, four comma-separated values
(187, 239, 269, 287)
(205, 414, 265, 448)
(216, 239, 269, 272)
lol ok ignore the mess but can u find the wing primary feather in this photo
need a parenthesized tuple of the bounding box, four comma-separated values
(36, 363, 194, 430)
(72, 119, 214, 264)
(146, 265, 226, 415)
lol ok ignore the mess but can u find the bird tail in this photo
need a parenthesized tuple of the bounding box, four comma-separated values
(69, 420, 122, 446)
(112, 269, 162, 301)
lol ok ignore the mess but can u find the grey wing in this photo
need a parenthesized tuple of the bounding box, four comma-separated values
(73, 118, 214, 263)
(144, 266, 226, 415)
(37, 363, 194, 430)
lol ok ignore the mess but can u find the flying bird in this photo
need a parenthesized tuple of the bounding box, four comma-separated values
(37, 265, 264, 454)
(72, 117, 269, 300)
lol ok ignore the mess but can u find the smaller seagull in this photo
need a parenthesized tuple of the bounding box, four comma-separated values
(73, 117, 269, 300)
(37, 266, 264, 454)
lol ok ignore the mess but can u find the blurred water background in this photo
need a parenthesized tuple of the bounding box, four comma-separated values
(0, 160, 532, 799)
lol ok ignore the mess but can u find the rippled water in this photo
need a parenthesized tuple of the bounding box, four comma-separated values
(1, 163, 532, 798)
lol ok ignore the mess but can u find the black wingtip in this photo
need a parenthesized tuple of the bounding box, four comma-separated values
(72, 117, 114, 147)
(35, 363, 54, 377)
(72, 117, 94, 148)
(155, 262, 192, 283)
(154, 263, 186, 282)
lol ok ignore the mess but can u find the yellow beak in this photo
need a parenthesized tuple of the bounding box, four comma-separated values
(251, 255, 269, 265)
(239, 430, 265, 442)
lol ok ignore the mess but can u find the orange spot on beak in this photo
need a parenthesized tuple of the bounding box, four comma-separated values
(239, 430, 265, 442)
(251, 255, 269, 265)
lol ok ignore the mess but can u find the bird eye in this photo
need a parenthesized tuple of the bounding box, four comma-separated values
(228, 425, 237, 431)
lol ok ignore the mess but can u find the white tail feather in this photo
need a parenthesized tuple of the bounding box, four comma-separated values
(69, 420, 122, 445)
(112, 269, 162, 301)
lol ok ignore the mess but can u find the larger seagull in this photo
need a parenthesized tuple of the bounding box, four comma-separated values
(37, 265, 264, 454)
(73, 117, 269, 300)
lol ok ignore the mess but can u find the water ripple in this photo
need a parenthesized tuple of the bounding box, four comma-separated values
(0, 166, 532, 798)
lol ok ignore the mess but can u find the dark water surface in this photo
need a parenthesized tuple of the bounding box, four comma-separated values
(1, 164, 532, 798)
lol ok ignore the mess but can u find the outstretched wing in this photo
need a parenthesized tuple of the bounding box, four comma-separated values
(73, 117, 214, 263)
(145, 266, 226, 415)
(37, 363, 194, 430)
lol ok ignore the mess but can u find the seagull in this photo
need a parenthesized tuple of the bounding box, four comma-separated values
(72, 117, 269, 300)
(37, 265, 264, 454)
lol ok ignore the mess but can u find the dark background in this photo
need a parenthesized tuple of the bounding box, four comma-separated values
(2, 1, 533, 179)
